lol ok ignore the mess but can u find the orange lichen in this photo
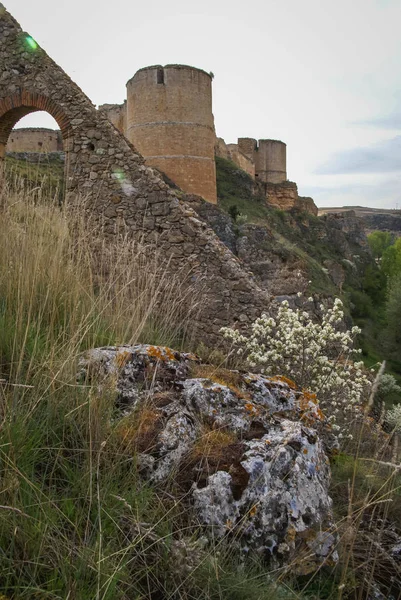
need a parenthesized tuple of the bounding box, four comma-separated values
(301, 390, 318, 406)
(271, 375, 297, 390)
(299, 390, 325, 423)
(248, 504, 258, 517)
(191, 365, 248, 398)
(244, 402, 261, 416)
(147, 345, 177, 362)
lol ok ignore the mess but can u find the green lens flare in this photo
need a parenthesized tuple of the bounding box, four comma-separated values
(25, 36, 38, 50)
(113, 169, 125, 181)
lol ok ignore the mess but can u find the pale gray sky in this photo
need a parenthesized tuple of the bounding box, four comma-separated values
(6, 0, 401, 208)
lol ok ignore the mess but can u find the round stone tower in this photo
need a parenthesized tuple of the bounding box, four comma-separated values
(255, 139, 287, 184)
(126, 64, 217, 204)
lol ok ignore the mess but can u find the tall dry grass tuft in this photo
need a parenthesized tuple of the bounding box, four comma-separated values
(0, 179, 201, 389)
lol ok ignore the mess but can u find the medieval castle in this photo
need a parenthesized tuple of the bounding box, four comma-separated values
(7, 63, 317, 215)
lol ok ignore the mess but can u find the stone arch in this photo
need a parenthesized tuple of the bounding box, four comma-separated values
(0, 89, 71, 155)
(0, 89, 72, 197)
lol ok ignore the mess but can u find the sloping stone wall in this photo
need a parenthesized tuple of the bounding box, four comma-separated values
(0, 4, 269, 344)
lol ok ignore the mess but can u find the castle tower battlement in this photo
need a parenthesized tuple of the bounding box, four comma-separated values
(126, 64, 217, 204)
(238, 138, 287, 184)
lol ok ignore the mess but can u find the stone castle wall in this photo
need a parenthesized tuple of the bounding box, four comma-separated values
(215, 137, 255, 178)
(255, 139, 287, 184)
(7, 127, 62, 152)
(0, 4, 270, 345)
(126, 65, 217, 204)
(238, 137, 287, 184)
(99, 102, 126, 135)
(2, 33, 316, 217)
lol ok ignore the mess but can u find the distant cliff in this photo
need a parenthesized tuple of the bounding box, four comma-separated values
(319, 206, 401, 237)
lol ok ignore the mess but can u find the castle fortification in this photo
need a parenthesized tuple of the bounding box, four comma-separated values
(7, 61, 317, 215)
(99, 102, 127, 135)
(126, 65, 217, 204)
(7, 127, 62, 153)
(237, 138, 287, 183)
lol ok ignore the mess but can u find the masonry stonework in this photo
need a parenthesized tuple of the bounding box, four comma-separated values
(98, 102, 126, 136)
(215, 137, 255, 178)
(7, 126, 62, 152)
(0, 4, 269, 344)
(4, 53, 318, 217)
(126, 65, 217, 204)
(238, 138, 287, 184)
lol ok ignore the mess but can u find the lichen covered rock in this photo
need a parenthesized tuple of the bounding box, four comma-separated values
(78, 344, 337, 572)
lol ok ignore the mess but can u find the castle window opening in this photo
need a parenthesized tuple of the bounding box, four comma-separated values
(38, 141, 42, 147)
(157, 68, 164, 84)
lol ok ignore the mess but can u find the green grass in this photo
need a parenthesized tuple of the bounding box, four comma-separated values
(5, 153, 65, 202)
(216, 156, 271, 224)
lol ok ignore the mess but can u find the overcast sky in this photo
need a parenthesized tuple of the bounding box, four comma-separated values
(5, 0, 401, 208)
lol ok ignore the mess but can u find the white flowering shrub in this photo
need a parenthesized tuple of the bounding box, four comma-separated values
(376, 374, 401, 399)
(221, 298, 371, 433)
(386, 404, 401, 433)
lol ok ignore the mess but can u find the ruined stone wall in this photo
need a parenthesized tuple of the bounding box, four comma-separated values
(126, 65, 217, 204)
(0, 4, 269, 345)
(237, 138, 287, 184)
(98, 102, 126, 136)
(226, 144, 255, 178)
(7, 127, 62, 152)
(215, 137, 230, 160)
(215, 137, 254, 177)
(238, 137, 257, 161)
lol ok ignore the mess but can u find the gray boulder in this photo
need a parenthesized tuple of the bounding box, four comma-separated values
(78, 344, 337, 573)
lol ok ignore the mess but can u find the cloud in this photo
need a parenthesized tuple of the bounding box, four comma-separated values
(357, 113, 401, 130)
(301, 175, 401, 209)
(315, 136, 401, 175)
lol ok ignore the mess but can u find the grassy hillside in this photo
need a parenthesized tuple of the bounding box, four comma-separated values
(215, 157, 401, 389)
(215, 157, 372, 295)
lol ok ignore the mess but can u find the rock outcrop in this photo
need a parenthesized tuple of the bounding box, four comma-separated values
(78, 344, 337, 573)
(186, 194, 373, 295)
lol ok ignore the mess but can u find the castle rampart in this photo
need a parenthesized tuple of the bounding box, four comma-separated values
(215, 137, 255, 178)
(238, 138, 287, 184)
(7, 127, 62, 153)
(3, 52, 316, 216)
(126, 65, 217, 204)
(98, 102, 126, 136)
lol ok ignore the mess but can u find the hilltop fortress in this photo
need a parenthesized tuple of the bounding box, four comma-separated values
(7, 63, 317, 215)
